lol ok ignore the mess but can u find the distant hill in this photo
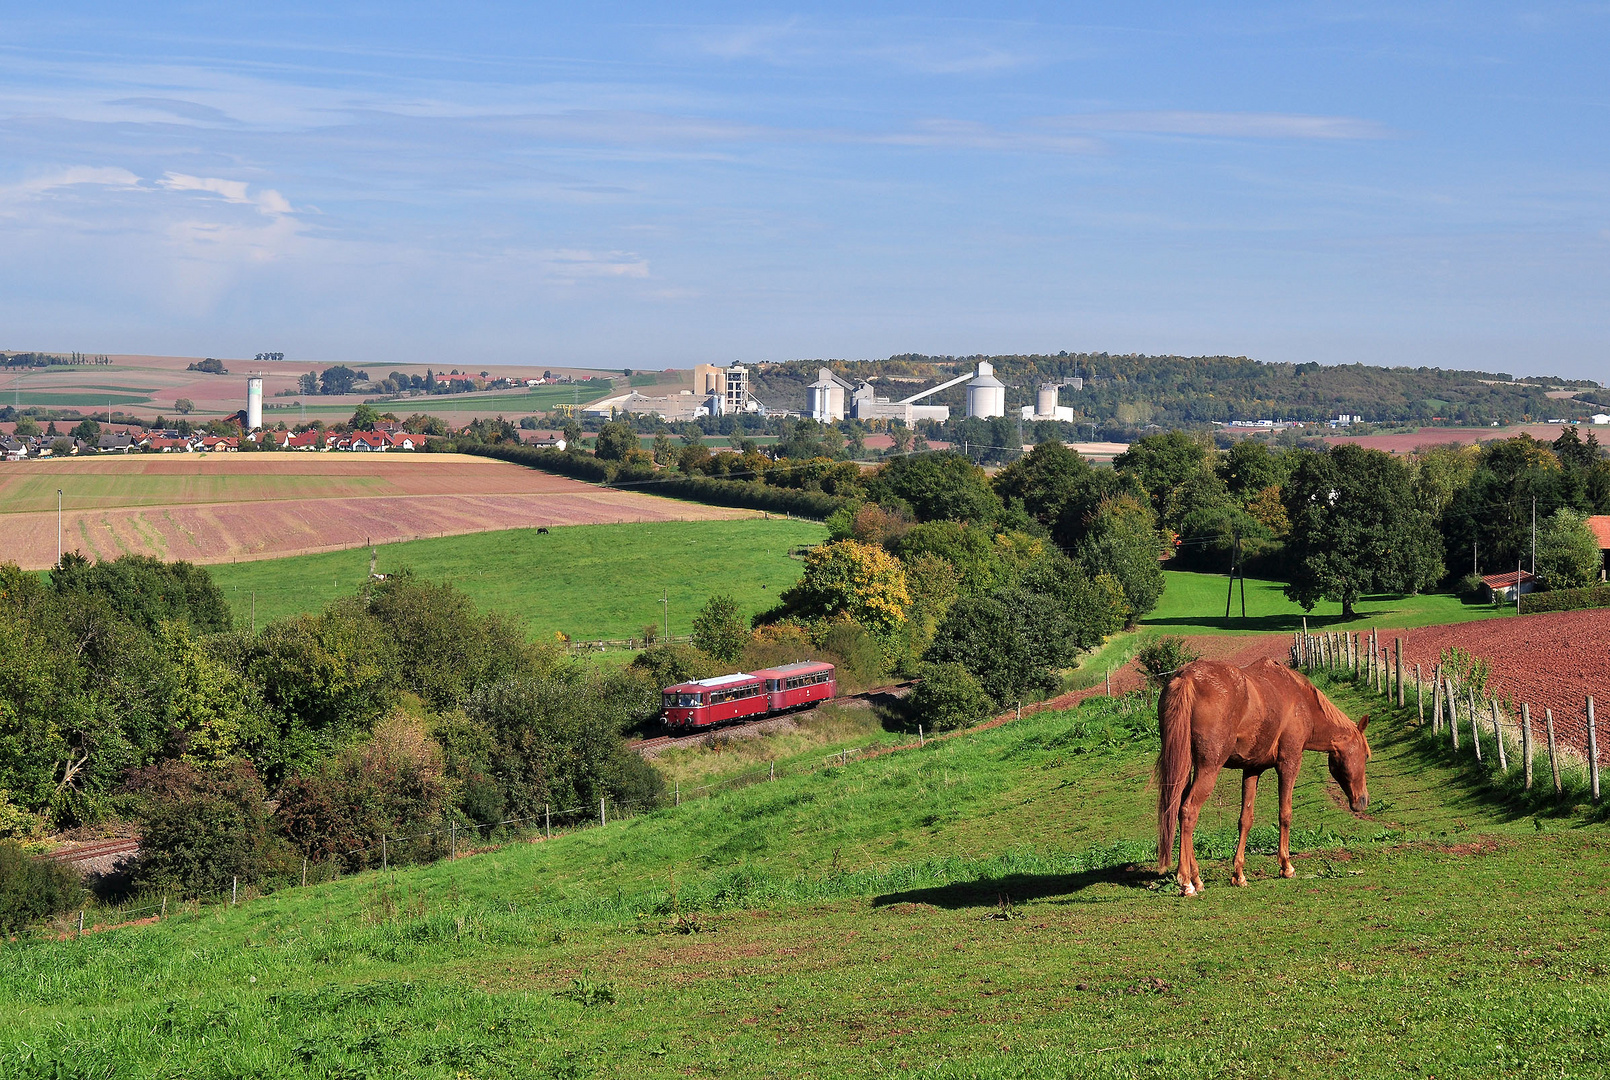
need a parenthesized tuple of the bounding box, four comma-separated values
(750, 353, 1604, 428)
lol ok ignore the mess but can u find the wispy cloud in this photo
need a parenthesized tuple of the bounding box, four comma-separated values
(158, 173, 294, 215)
(0, 165, 141, 201)
(1042, 111, 1392, 140)
(537, 248, 650, 281)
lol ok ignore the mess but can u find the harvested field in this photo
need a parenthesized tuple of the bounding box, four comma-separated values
(1124, 614, 1610, 761)
(1322, 423, 1591, 454)
(0, 453, 753, 569)
(1398, 610, 1610, 760)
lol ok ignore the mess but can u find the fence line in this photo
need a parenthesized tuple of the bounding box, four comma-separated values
(1292, 628, 1602, 804)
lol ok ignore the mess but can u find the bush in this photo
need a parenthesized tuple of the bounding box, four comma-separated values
(1519, 583, 1610, 615)
(1456, 572, 1487, 601)
(1137, 636, 1200, 688)
(0, 840, 81, 933)
(908, 662, 994, 732)
(127, 761, 277, 897)
(629, 643, 716, 690)
(276, 717, 451, 870)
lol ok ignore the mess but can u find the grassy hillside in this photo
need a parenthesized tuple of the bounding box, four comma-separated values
(5, 676, 1606, 1078)
(208, 518, 826, 640)
(1144, 570, 1514, 635)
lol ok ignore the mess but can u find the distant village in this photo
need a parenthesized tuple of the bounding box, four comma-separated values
(1, 422, 434, 462)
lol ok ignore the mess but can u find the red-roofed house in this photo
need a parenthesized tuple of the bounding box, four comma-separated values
(346, 431, 389, 452)
(1480, 569, 1537, 603)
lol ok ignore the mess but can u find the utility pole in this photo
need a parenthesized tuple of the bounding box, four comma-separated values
(661, 590, 669, 643)
(56, 489, 62, 569)
(1531, 496, 1537, 578)
(1473, 540, 1478, 578)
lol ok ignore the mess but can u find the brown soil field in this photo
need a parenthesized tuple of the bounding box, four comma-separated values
(1322, 423, 1600, 455)
(0, 453, 752, 569)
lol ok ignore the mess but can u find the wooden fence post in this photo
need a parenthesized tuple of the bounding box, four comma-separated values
(546, 803, 552, 837)
(1416, 664, 1424, 724)
(1432, 665, 1443, 734)
(1396, 638, 1404, 707)
(301, 857, 308, 886)
(1469, 688, 1482, 761)
(1302, 618, 1308, 668)
(1521, 703, 1534, 790)
(1589, 697, 1600, 804)
(449, 820, 456, 858)
(381, 835, 387, 873)
(232, 875, 239, 905)
(1447, 675, 1460, 750)
(1491, 700, 1508, 771)
(1545, 708, 1561, 795)
(600, 796, 606, 826)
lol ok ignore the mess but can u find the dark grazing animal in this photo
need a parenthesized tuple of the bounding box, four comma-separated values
(536, 527, 549, 534)
(1156, 658, 1370, 895)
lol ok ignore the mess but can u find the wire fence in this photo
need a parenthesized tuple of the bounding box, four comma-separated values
(39, 712, 1000, 941)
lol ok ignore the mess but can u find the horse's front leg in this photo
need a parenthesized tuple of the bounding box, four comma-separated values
(1232, 771, 1259, 886)
(1178, 763, 1220, 896)
(1275, 759, 1300, 878)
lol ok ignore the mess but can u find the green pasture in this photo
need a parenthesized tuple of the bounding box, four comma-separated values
(290, 383, 612, 417)
(4, 671, 1605, 1077)
(1144, 569, 1514, 636)
(2, 390, 152, 407)
(208, 518, 826, 641)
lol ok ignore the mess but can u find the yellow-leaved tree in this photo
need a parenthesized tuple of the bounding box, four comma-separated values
(777, 540, 911, 634)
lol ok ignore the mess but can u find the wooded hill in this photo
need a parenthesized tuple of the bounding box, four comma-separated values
(750, 354, 1605, 427)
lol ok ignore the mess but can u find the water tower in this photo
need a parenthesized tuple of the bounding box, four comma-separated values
(246, 376, 263, 430)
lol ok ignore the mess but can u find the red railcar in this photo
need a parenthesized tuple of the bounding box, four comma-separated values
(661, 661, 837, 730)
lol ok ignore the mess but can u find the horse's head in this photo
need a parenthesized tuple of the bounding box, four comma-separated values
(1327, 714, 1371, 813)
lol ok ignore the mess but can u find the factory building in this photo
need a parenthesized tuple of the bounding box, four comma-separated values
(806, 368, 855, 422)
(844, 361, 1008, 424)
(964, 361, 1006, 419)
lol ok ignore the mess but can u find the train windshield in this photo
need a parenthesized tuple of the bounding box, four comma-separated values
(665, 692, 702, 708)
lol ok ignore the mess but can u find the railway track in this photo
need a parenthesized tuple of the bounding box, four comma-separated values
(39, 838, 139, 864)
(630, 682, 910, 756)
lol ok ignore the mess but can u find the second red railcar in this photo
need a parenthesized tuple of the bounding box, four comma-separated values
(661, 661, 837, 730)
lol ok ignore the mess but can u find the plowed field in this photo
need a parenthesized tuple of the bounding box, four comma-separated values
(0, 453, 752, 568)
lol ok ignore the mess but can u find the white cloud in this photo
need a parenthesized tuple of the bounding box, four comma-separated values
(1044, 111, 1392, 140)
(0, 165, 141, 201)
(158, 173, 294, 215)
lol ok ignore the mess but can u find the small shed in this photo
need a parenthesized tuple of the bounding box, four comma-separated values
(1588, 516, 1610, 581)
(1480, 569, 1537, 603)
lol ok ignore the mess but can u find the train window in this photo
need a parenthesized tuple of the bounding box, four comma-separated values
(665, 692, 702, 708)
(710, 684, 761, 704)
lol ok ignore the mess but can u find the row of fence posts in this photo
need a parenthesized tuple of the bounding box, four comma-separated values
(1293, 619, 1600, 803)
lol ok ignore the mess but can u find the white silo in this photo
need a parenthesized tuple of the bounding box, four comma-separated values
(1036, 382, 1060, 419)
(965, 361, 1006, 419)
(246, 376, 263, 430)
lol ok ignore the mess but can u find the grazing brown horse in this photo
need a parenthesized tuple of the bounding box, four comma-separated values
(1156, 658, 1370, 895)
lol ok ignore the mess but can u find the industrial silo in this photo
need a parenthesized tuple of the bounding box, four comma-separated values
(1036, 382, 1060, 419)
(965, 362, 1006, 418)
(246, 376, 263, 430)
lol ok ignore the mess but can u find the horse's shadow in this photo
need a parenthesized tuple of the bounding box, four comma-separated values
(872, 863, 1158, 910)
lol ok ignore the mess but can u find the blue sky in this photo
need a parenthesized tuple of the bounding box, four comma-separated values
(1, 4, 1606, 378)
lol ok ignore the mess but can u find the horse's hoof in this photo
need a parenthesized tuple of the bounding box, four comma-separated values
(1280, 865, 1295, 879)
(1231, 874, 1247, 887)
(1181, 882, 1197, 897)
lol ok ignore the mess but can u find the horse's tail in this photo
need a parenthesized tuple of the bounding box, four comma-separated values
(1155, 671, 1195, 874)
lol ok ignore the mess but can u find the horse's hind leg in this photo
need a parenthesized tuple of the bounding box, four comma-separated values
(1232, 771, 1259, 887)
(1178, 767, 1219, 896)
